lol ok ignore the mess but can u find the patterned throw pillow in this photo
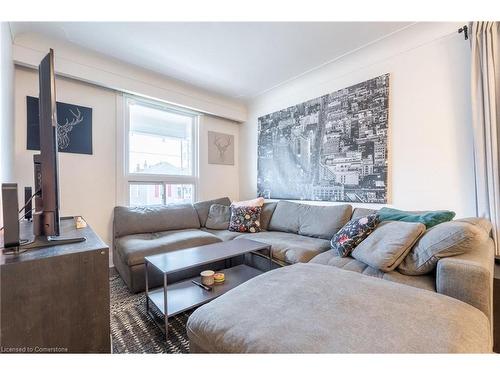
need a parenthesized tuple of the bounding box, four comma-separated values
(331, 214, 380, 257)
(228, 206, 262, 233)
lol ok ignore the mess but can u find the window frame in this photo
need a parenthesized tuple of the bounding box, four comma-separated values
(123, 95, 199, 206)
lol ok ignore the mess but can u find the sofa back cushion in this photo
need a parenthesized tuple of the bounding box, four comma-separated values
(268, 201, 302, 233)
(114, 204, 200, 238)
(351, 207, 378, 220)
(268, 201, 352, 239)
(193, 197, 231, 227)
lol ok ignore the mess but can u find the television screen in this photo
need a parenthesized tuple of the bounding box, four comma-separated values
(33, 49, 60, 237)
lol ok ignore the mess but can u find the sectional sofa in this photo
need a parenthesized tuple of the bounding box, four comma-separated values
(113, 197, 353, 292)
(113, 197, 495, 352)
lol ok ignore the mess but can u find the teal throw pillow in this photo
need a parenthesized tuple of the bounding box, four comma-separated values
(378, 207, 455, 229)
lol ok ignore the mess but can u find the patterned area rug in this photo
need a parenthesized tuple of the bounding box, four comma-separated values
(110, 269, 193, 353)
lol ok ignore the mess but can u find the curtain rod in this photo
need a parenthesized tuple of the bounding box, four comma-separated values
(458, 25, 469, 40)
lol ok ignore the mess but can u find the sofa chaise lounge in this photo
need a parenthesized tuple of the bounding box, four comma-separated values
(187, 258, 493, 353)
(184, 204, 494, 353)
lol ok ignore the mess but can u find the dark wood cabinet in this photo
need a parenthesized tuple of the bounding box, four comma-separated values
(1, 218, 110, 353)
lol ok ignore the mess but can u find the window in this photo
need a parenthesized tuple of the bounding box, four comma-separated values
(124, 97, 198, 206)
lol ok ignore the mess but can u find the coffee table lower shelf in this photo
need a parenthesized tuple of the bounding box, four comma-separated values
(146, 264, 263, 337)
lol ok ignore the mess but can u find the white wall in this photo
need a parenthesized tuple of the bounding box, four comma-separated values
(14, 67, 117, 247)
(198, 115, 240, 202)
(240, 22, 476, 218)
(12, 33, 247, 122)
(0, 23, 15, 227)
(14, 67, 240, 263)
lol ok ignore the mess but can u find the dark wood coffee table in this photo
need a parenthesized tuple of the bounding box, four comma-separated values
(144, 238, 271, 340)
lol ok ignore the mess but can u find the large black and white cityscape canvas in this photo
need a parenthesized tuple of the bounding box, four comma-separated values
(257, 73, 389, 203)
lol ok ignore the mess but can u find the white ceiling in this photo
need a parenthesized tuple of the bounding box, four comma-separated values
(10, 22, 413, 99)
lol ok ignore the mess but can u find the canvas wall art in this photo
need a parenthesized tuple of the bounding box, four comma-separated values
(27, 96, 93, 155)
(257, 73, 390, 203)
(208, 131, 235, 165)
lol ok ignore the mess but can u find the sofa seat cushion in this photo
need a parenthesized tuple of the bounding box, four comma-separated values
(116, 229, 222, 266)
(201, 228, 245, 242)
(310, 250, 436, 292)
(237, 231, 330, 264)
(187, 264, 491, 353)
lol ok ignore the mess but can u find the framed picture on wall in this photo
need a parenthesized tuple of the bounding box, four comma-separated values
(26, 96, 93, 155)
(257, 73, 390, 203)
(208, 131, 234, 165)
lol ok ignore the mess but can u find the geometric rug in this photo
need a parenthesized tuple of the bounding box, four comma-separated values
(110, 269, 193, 354)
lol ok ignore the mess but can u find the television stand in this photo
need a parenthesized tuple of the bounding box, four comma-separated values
(0, 216, 110, 353)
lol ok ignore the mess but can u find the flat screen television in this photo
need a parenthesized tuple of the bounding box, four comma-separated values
(33, 48, 60, 237)
(2, 49, 84, 251)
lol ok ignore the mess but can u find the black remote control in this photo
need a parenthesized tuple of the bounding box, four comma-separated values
(192, 280, 212, 291)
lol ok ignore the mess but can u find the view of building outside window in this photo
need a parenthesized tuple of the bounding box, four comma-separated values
(129, 183, 193, 206)
(129, 103, 192, 176)
(127, 100, 196, 206)
(129, 183, 164, 206)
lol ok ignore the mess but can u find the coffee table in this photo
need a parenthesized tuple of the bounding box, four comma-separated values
(144, 238, 272, 340)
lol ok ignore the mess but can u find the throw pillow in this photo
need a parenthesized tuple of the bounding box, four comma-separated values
(205, 204, 231, 230)
(398, 218, 492, 275)
(228, 206, 262, 233)
(331, 214, 380, 257)
(378, 207, 455, 229)
(351, 221, 426, 272)
(231, 197, 265, 207)
(260, 201, 278, 231)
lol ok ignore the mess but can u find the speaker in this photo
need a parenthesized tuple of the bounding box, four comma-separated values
(24, 186, 32, 221)
(1, 183, 20, 248)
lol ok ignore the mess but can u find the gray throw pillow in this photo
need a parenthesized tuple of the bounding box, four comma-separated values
(352, 221, 426, 272)
(260, 201, 278, 231)
(397, 218, 492, 276)
(205, 204, 231, 230)
(193, 197, 231, 227)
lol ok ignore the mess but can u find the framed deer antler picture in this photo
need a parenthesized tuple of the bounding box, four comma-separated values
(26, 96, 93, 155)
(208, 131, 234, 165)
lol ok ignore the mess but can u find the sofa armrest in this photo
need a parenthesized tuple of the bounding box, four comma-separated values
(436, 238, 494, 328)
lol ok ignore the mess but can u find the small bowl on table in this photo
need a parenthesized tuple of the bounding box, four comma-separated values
(214, 272, 225, 284)
(200, 270, 215, 286)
